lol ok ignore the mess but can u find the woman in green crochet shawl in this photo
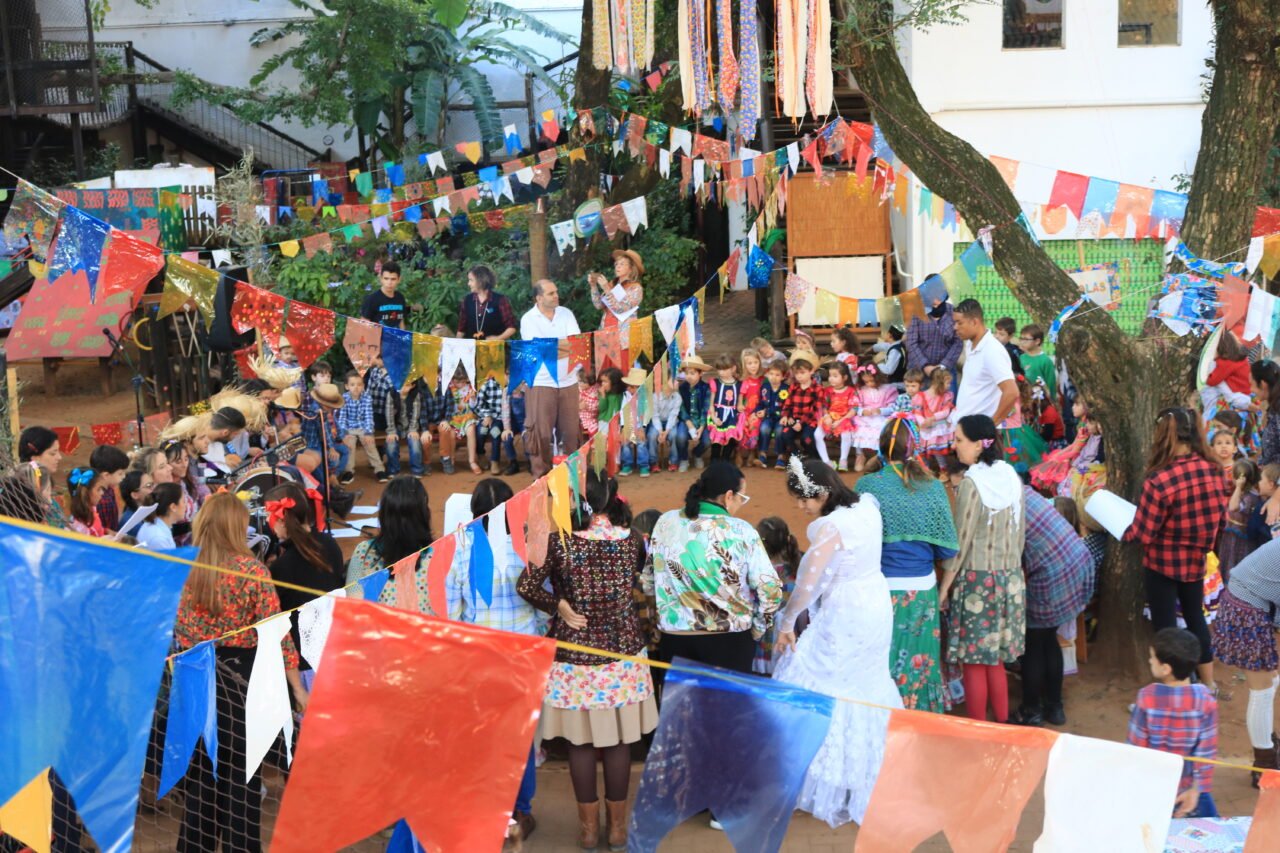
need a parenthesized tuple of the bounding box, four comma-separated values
(855, 417, 959, 712)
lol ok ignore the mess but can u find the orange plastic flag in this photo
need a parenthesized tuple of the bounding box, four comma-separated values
(1246, 770, 1280, 851)
(855, 711, 1057, 853)
(391, 553, 420, 613)
(526, 480, 550, 567)
(270, 599, 555, 853)
(505, 486, 532, 565)
(547, 465, 572, 537)
(425, 533, 457, 619)
(0, 767, 52, 853)
(898, 289, 927, 327)
(989, 156, 1020, 189)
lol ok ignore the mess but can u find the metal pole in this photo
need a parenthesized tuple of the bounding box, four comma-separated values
(0, 1, 19, 118)
(69, 112, 85, 179)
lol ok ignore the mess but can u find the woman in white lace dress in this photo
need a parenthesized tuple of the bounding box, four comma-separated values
(773, 457, 903, 827)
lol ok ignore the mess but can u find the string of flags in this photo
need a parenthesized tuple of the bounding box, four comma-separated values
(7, 513, 1280, 852)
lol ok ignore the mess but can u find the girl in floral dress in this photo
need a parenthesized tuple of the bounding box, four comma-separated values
(851, 365, 898, 472)
(446, 367, 482, 474)
(738, 348, 766, 467)
(706, 354, 743, 460)
(517, 471, 656, 850)
(814, 361, 858, 471)
(916, 367, 955, 460)
(1031, 398, 1103, 497)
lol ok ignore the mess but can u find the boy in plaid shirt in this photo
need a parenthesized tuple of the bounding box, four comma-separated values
(338, 370, 388, 483)
(1128, 628, 1219, 818)
(474, 375, 509, 475)
(677, 359, 713, 472)
(780, 357, 821, 457)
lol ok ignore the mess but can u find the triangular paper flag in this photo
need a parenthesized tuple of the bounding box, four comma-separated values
(0, 768, 52, 853)
(243, 615, 295, 780)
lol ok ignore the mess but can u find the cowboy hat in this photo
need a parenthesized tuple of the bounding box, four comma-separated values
(611, 248, 645, 276)
(310, 383, 344, 409)
(275, 387, 302, 410)
(681, 357, 712, 372)
(621, 367, 648, 386)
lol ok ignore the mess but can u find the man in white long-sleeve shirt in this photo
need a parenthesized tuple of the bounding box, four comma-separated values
(519, 279, 581, 476)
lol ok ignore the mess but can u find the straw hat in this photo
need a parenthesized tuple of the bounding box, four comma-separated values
(277, 335, 292, 349)
(248, 355, 303, 391)
(789, 349, 819, 367)
(310, 383, 345, 409)
(621, 367, 648, 386)
(681, 357, 712, 372)
(611, 248, 645, 277)
(275, 387, 302, 410)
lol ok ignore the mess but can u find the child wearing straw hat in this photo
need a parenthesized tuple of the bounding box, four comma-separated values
(619, 367, 652, 477)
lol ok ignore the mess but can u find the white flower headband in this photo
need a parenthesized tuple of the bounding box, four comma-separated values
(788, 455, 825, 498)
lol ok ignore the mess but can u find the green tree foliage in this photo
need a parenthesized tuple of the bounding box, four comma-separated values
(171, 0, 572, 156)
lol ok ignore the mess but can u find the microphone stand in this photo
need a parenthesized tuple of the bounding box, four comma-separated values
(103, 324, 146, 448)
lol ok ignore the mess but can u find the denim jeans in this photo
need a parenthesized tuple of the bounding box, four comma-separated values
(647, 421, 675, 467)
(312, 439, 349, 483)
(477, 422, 505, 462)
(620, 441, 651, 470)
(756, 416, 789, 458)
(786, 423, 815, 455)
(514, 742, 537, 814)
(384, 433, 424, 476)
(675, 422, 709, 461)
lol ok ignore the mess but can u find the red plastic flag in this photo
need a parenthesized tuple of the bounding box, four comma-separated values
(91, 422, 123, 447)
(52, 426, 80, 455)
(505, 486, 532, 566)
(1047, 171, 1090, 219)
(856, 711, 1057, 853)
(270, 599, 555, 853)
(231, 283, 286, 345)
(283, 300, 336, 369)
(97, 230, 164, 302)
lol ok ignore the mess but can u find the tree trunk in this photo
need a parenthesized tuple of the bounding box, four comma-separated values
(839, 0, 1277, 678)
(1180, 1, 1280, 260)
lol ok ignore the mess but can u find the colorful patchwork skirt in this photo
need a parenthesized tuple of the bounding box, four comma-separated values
(1212, 589, 1278, 672)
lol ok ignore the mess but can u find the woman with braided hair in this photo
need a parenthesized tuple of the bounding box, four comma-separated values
(772, 457, 902, 827)
(855, 416, 959, 712)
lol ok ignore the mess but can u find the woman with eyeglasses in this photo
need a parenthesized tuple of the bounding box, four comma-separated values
(643, 460, 781, 673)
(771, 457, 902, 827)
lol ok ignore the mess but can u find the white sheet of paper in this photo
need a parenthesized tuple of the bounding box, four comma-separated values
(347, 505, 379, 515)
(328, 528, 363, 539)
(609, 284, 640, 324)
(1084, 490, 1138, 541)
(115, 504, 158, 539)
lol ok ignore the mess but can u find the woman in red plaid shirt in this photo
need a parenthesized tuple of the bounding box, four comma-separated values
(1124, 407, 1230, 693)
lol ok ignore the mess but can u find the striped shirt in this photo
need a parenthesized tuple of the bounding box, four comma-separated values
(1226, 537, 1280, 626)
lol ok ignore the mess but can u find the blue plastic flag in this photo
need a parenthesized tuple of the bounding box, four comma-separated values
(417, 153, 429, 166)
(375, 188, 393, 204)
(451, 213, 471, 237)
(509, 338, 557, 390)
(746, 245, 774, 289)
(46, 206, 110, 300)
(1080, 178, 1120, 220)
(404, 205, 423, 223)
(278, 205, 294, 221)
(327, 191, 344, 206)
(386, 818, 425, 852)
(0, 521, 191, 853)
(158, 640, 218, 799)
(467, 519, 494, 607)
(959, 241, 993, 279)
(918, 273, 949, 309)
(358, 568, 389, 602)
(386, 163, 405, 187)
(858, 299, 878, 326)
(628, 659, 834, 852)
(504, 128, 522, 156)
(1151, 190, 1188, 229)
(477, 166, 499, 183)
(311, 178, 327, 205)
(871, 125, 894, 161)
(381, 326, 414, 389)
(712, 116, 724, 133)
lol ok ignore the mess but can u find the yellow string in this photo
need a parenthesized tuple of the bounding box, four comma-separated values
(3, 515, 1270, 777)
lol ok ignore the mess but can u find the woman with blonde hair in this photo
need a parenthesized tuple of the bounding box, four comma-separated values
(588, 249, 645, 328)
(174, 492, 307, 852)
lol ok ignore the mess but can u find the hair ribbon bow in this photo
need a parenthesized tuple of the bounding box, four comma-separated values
(265, 496, 296, 528)
(69, 468, 94, 488)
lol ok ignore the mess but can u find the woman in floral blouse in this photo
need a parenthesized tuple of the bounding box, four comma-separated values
(643, 461, 782, 673)
(518, 470, 654, 851)
(173, 492, 307, 853)
(346, 475, 434, 593)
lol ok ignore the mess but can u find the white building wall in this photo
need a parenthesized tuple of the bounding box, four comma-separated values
(891, 0, 1212, 285)
(52, 0, 579, 161)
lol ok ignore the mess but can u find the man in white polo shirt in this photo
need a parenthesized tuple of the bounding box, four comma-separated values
(520, 278, 582, 477)
(951, 298, 1019, 426)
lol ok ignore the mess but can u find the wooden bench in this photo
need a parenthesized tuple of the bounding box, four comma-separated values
(38, 356, 116, 398)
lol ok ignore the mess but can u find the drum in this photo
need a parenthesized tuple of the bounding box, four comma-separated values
(231, 466, 298, 509)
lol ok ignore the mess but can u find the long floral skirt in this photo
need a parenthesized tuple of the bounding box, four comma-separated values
(889, 588, 951, 713)
(946, 566, 1027, 666)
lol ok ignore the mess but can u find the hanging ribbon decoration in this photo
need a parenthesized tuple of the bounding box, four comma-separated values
(715, 0, 739, 114)
(739, 0, 762, 140)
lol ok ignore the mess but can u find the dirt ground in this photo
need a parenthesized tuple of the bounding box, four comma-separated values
(12, 356, 1266, 851)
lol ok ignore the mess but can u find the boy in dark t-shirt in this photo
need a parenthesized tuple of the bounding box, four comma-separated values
(360, 260, 408, 328)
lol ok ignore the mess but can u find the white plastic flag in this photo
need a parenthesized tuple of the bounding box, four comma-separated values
(243, 614, 295, 780)
(1034, 733, 1182, 853)
(297, 588, 346, 672)
(622, 198, 648, 234)
(440, 337, 477, 387)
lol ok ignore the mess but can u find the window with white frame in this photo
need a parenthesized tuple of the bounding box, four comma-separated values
(1004, 0, 1064, 50)
(1118, 0, 1179, 46)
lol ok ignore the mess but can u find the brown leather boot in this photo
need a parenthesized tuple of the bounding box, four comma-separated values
(1252, 743, 1277, 788)
(605, 799, 628, 851)
(577, 801, 600, 850)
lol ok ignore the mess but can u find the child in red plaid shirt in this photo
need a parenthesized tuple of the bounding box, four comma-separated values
(1127, 628, 1219, 818)
(780, 357, 821, 457)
